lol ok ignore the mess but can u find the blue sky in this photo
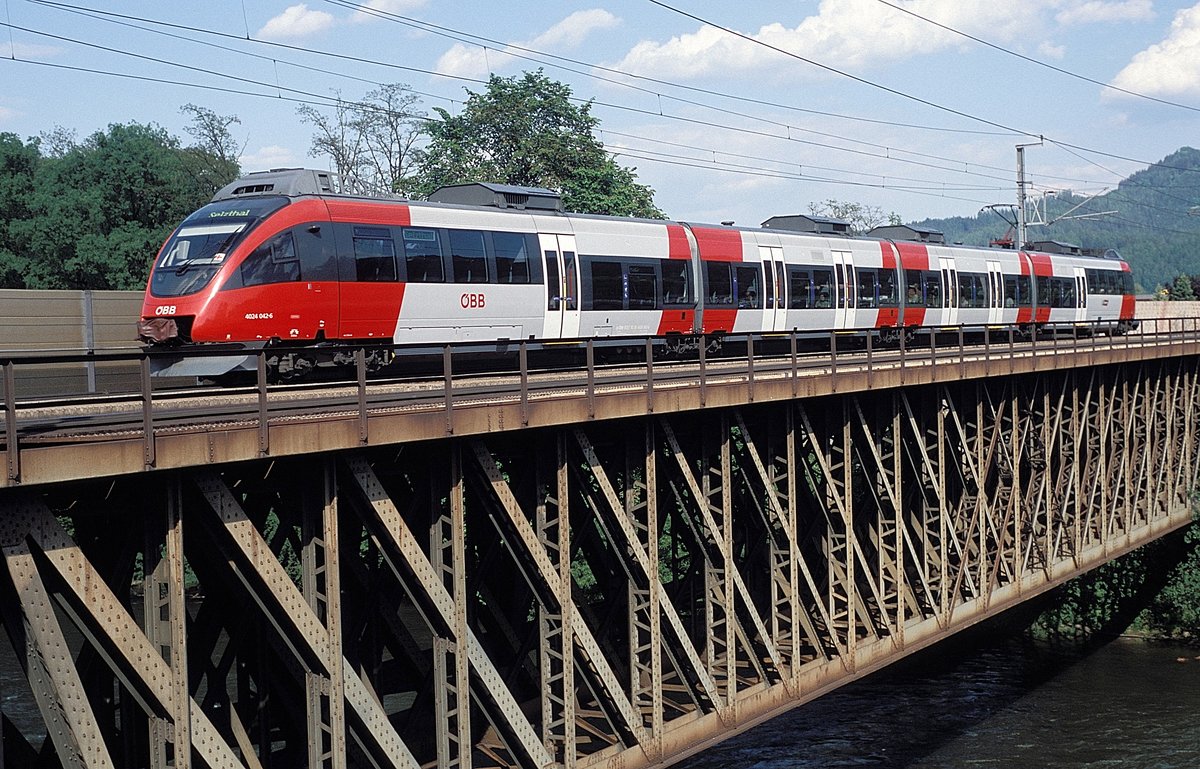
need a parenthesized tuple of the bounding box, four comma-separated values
(3, 0, 1200, 231)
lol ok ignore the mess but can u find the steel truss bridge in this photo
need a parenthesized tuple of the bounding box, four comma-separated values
(0, 325, 1197, 769)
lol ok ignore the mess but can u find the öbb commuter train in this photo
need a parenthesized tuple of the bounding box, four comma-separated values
(137, 168, 1136, 378)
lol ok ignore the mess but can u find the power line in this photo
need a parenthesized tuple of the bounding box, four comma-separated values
(3, 13, 1022, 188)
(871, 0, 1200, 114)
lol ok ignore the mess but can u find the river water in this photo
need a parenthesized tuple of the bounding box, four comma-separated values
(3, 630, 1197, 764)
(681, 637, 1200, 769)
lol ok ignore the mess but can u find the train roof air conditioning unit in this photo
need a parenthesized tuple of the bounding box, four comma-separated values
(760, 214, 851, 236)
(866, 224, 946, 244)
(427, 182, 563, 212)
(212, 168, 337, 201)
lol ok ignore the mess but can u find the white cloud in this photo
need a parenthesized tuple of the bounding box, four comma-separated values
(1038, 41, 1066, 60)
(350, 0, 427, 24)
(257, 4, 335, 41)
(610, 0, 1046, 80)
(435, 8, 620, 78)
(1109, 4, 1200, 98)
(240, 145, 299, 171)
(9, 42, 63, 59)
(1056, 1, 1154, 26)
(530, 9, 620, 49)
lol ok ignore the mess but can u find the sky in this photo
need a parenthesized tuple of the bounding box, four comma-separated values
(3, 0, 1200, 234)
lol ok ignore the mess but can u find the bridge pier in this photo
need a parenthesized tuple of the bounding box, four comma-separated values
(0, 359, 1195, 768)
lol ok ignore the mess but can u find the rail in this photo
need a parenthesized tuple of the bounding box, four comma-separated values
(2, 317, 1199, 486)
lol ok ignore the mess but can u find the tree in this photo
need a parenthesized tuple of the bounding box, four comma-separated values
(0, 122, 234, 290)
(1170, 274, 1196, 300)
(298, 84, 426, 196)
(415, 70, 664, 218)
(807, 199, 897, 235)
(180, 104, 243, 196)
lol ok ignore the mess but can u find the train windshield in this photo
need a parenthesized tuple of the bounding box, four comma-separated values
(150, 197, 288, 297)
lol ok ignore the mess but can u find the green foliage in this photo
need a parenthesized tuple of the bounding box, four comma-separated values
(1170, 273, 1198, 300)
(415, 70, 664, 218)
(912, 147, 1200, 292)
(1140, 523, 1200, 640)
(0, 116, 240, 290)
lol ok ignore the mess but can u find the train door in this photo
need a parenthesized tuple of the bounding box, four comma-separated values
(540, 233, 580, 339)
(987, 260, 1003, 324)
(759, 245, 786, 332)
(1074, 266, 1087, 322)
(940, 257, 959, 327)
(833, 250, 853, 330)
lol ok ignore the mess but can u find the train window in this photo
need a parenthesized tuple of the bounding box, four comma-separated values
(763, 261, 774, 309)
(545, 251, 560, 310)
(1006, 275, 1032, 306)
(789, 268, 812, 309)
(1124, 272, 1134, 294)
(242, 231, 300, 287)
(878, 268, 899, 307)
(705, 262, 733, 305)
(662, 260, 692, 306)
(563, 252, 577, 310)
(813, 269, 833, 308)
(735, 265, 761, 309)
(493, 231, 530, 284)
(628, 265, 657, 310)
(923, 271, 942, 308)
(402, 228, 442, 282)
(589, 260, 624, 310)
(352, 228, 396, 282)
(856, 269, 878, 309)
(448, 229, 488, 283)
(905, 276, 924, 307)
(958, 272, 987, 308)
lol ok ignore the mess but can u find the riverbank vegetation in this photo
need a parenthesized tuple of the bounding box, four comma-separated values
(1032, 521, 1200, 645)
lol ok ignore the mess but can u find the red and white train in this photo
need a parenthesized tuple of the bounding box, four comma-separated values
(137, 168, 1136, 377)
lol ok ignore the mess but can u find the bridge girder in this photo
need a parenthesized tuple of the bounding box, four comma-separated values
(0, 361, 1195, 769)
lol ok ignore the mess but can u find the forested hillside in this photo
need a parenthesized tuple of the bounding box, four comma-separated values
(912, 147, 1200, 293)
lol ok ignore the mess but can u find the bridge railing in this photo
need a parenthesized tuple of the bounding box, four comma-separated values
(3, 317, 1200, 486)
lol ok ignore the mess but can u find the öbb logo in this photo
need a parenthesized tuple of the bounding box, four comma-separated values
(460, 293, 486, 309)
(155, 305, 177, 316)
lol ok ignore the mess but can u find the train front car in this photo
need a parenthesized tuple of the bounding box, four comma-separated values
(137, 170, 344, 378)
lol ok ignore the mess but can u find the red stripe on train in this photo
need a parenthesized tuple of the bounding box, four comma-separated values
(876, 307, 900, 328)
(1029, 253, 1053, 277)
(690, 227, 743, 262)
(702, 308, 737, 334)
(1121, 295, 1136, 320)
(657, 309, 695, 334)
(893, 242, 928, 271)
(667, 224, 691, 260)
(326, 199, 411, 226)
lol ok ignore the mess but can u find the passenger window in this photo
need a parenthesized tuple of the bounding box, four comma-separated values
(735, 265, 761, 308)
(545, 251, 560, 310)
(449, 229, 488, 283)
(493, 231, 530, 284)
(402, 227, 443, 282)
(706, 262, 733, 305)
(590, 261, 623, 310)
(628, 265, 657, 310)
(878, 268, 898, 306)
(662, 261, 691, 305)
(857, 269, 878, 308)
(789, 268, 812, 309)
(923, 271, 942, 308)
(242, 231, 300, 287)
(813, 269, 833, 308)
(353, 227, 396, 282)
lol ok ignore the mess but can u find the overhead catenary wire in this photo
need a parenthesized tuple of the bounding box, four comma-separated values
(9, 0, 1200, 212)
(871, 0, 1200, 114)
(25, 0, 1189, 196)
